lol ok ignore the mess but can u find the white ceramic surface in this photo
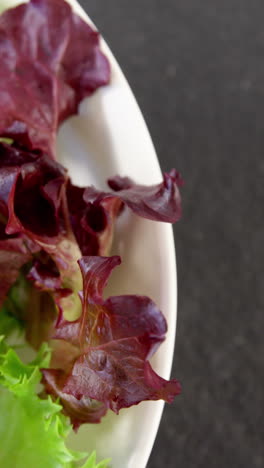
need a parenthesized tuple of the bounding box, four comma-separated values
(1, 1, 178, 467)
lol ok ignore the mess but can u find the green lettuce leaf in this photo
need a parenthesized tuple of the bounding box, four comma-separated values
(0, 270, 30, 338)
(0, 338, 110, 468)
(0, 305, 23, 337)
(79, 452, 111, 468)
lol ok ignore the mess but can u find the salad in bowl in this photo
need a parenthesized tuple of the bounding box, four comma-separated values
(0, 0, 182, 467)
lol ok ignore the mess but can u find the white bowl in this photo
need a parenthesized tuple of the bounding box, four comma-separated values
(1, 1, 178, 467)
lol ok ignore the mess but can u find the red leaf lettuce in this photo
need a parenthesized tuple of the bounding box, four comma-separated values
(0, 0, 110, 157)
(42, 256, 181, 425)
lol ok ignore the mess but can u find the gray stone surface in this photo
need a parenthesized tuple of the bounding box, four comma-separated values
(79, 1, 263, 467)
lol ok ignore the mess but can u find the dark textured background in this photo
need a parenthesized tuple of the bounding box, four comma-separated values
(80, 2, 263, 467)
